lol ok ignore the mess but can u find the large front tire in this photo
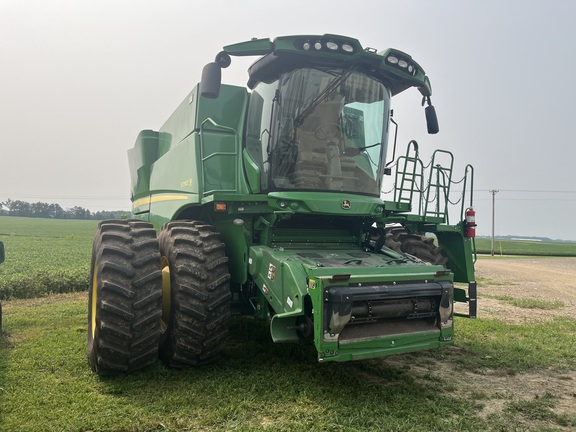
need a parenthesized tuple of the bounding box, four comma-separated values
(158, 221, 231, 368)
(87, 220, 162, 375)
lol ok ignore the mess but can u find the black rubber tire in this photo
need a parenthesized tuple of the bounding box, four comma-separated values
(87, 220, 162, 375)
(158, 220, 231, 368)
(385, 226, 448, 266)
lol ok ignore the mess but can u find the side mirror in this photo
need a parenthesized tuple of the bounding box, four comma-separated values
(425, 105, 439, 134)
(200, 62, 222, 99)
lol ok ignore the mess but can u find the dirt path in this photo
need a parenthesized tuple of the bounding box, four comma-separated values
(438, 257, 576, 429)
(475, 256, 576, 323)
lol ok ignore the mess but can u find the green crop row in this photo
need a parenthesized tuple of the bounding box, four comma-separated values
(0, 269, 89, 300)
(0, 216, 98, 300)
(473, 237, 576, 256)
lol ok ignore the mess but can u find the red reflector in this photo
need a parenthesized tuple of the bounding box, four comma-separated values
(215, 203, 227, 212)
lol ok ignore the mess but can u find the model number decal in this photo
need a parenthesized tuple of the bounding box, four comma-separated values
(180, 178, 193, 188)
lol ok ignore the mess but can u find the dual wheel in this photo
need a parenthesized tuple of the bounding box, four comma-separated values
(87, 219, 230, 375)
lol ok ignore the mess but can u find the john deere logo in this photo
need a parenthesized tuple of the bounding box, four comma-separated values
(342, 199, 351, 209)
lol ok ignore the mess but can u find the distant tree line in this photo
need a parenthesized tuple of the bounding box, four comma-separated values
(0, 199, 130, 220)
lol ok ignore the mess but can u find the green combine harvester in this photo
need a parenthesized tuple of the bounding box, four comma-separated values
(87, 34, 477, 374)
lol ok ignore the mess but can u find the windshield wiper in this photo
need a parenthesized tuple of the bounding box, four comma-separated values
(359, 142, 381, 150)
(293, 67, 356, 128)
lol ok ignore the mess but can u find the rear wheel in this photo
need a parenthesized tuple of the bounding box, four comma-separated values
(87, 220, 162, 375)
(385, 226, 448, 266)
(158, 221, 231, 368)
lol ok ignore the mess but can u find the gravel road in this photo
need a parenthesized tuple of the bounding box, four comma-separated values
(475, 256, 576, 323)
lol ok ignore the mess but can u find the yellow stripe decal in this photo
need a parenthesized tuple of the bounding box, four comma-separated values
(132, 194, 189, 208)
(132, 197, 150, 208)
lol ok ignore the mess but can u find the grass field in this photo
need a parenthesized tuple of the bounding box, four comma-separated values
(1, 216, 576, 430)
(0, 293, 576, 431)
(1, 293, 575, 432)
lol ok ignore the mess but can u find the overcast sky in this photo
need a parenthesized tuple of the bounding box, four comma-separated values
(1, 0, 575, 240)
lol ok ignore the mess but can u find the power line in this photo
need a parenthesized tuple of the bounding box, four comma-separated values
(450, 189, 576, 195)
(473, 189, 576, 194)
(473, 198, 576, 202)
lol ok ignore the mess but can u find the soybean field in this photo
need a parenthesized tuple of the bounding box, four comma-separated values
(0, 216, 98, 299)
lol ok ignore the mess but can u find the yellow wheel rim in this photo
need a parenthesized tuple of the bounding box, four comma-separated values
(161, 256, 171, 332)
(90, 263, 98, 339)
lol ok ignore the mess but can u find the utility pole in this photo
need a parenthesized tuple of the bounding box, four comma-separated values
(489, 190, 499, 256)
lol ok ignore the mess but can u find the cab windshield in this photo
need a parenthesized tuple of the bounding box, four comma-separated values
(246, 68, 391, 196)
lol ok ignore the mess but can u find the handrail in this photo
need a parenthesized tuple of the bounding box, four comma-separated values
(393, 144, 474, 225)
(459, 164, 474, 220)
(394, 141, 424, 212)
(460, 164, 476, 263)
(423, 150, 454, 222)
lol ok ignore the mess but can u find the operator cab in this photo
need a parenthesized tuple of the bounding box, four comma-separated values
(245, 67, 391, 196)
(200, 35, 438, 197)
